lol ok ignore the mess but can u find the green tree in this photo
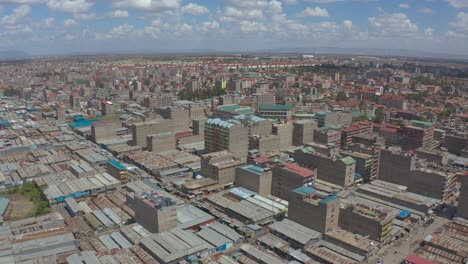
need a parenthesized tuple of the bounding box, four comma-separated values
(336, 91, 348, 101)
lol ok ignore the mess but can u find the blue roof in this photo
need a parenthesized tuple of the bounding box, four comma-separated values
(70, 120, 100, 128)
(0, 197, 10, 216)
(240, 165, 265, 175)
(107, 160, 126, 170)
(292, 186, 316, 196)
(398, 210, 411, 218)
(229, 187, 257, 199)
(319, 195, 337, 204)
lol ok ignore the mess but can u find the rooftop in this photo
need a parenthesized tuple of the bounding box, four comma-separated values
(258, 104, 293, 111)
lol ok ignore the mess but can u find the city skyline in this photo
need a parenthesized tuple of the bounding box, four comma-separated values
(0, 0, 468, 56)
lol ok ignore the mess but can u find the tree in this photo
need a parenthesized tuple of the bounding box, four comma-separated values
(3, 87, 19, 97)
(336, 91, 349, 101)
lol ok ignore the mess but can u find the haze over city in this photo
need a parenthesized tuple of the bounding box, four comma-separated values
(0, 0, 468, 56)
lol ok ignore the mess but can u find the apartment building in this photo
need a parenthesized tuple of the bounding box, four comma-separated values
(271, 162, 316, 202)
(341, 121, 373, 147)
(293, 120, 318, 146)
(235, 165, 272, 196)
(288, 186, 340, 233)
(130, 119, 172, 148)
(126, 192, 178, 233)
(378, 94, 407, 110)
(204, 118, 249, 158)
(295, 146, 356, 187)
(315, 111, 352, 128)
(200, 151, 245, 185)
(258, 104, 293, 120)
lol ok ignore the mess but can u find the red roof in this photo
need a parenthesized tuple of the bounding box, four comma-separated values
(404, 255, 436, 264)
(253, 156, 270, 164)
(283, 163, 314, 178)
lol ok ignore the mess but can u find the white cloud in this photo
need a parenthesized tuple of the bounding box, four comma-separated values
(181, 3, 209, 15)
(73, 12, 96, 20)
(107, 10, 129, 18)
(368, 13, 418, 37)
(424, 27, 434, 37)
(445, 0, 468, 8)
(46, 0, 93, 13)
(202, 21, 220, 32)
(399, 3, 409, 8)
(297, 6, 329, 17)
(448, 12, 468, 37)
(63, 18, 77, 27)
(96, 23, 134, 40)
(239, 20, 266, 33)
(112, 0, 181, 12)
(224, 0, 268, 9)
(221, 7, 263, 22)
(284, 0, 297, 4)
(418, 7, 435, 14)
(1, 4, 31, 25)
(41, 17, 54, 28)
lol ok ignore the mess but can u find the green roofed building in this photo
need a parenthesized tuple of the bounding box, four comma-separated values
(258, 104, 294, 120)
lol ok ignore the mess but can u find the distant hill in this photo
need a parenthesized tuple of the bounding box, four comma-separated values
(0, 50, 30, 60)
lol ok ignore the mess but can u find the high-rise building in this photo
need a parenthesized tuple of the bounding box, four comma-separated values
(315, 111, 352, 128)
(235, 165, 272, 196)
(200, 151, 245, 185)
(293, 120, 318, 146)
(341, 121, 373, 147)
(294, 146, 356, 187)
(288, 186, 340, 233)
(126, 191, 178, 233)
(458, 172, 468, 220)
(257, 104, 293, 120)
(101, 101, 115, 116)
(378, 95, 407, 110)
(158, 107, 190, 133)
(91, 121, 119, 143)
(56, 105, 66, 122)
(400, 120, 436, 149)
(130, 120, 172, 148)
(146, 132, 176, 153)
(272, 122, 293, 150)
(69, 94, 82, 110)
(204, 118, 249, 158)
(271, 162, 315, 202)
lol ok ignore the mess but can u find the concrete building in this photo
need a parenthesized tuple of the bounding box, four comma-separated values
(106, 160, 129, 184)
(271, 162, 316, 202)
(91, 121, 119, 143)
(69, 94, 82, 110)
(288, 186, 340, 233)
(378, 147, 457, 201)
(339, 203, 396, 242)
(458, 172, 468, 220)
(249, 135, 280, 155)
(101, 101, 115, 116)
(341, 121, 373, 147)
(315, 111, 352, 128)
(254, 93, 275, 110)
(258, 104, 293, 120)
(130, 119, 172, 148)
(443, 133, 467, 156)
(147, 132, 176, 153)
(400, 120, 436, 149)
(56, 105, 66, 122)
(204, 118, 249, 158)
(192, 118, 206, 136)
(235, 165, 272, 196)
(158, 107, 190, 133)
(293, 120, 318, 146)
(272, 122, 293, 150)
(346, 143, 381, 181)
(126, 191, 178, 233)
(313, 126, 341, 146)
(201, 151, 245, 185)
(378, 95, 407, 110)
(295, 146, 356, 187)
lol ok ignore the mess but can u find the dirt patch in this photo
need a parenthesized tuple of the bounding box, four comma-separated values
(1, 193, 34, 220)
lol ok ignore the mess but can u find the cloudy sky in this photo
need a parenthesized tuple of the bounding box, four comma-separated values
(0, 0, 467, 55)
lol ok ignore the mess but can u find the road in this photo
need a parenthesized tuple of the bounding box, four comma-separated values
(367, 216, 448, 264)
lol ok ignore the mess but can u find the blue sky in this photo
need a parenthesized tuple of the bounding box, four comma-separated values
(0, 0, 467, 56)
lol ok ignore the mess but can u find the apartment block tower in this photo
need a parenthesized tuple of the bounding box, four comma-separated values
(288, 186, 340, 233)
(204, 118, 249, 158)
(130, 119, 172, 148)
(126, 191, 178, 233)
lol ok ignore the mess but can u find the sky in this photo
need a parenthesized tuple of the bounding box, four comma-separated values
(0, 0, 468, 56)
